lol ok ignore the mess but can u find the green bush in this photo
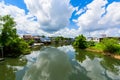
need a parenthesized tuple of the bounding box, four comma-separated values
(27, 39, 34, 46)
(87, 41, 95, 47)
(101, 38, 120, 54)
(73, 34, 87, 49)
(3, 38, 30, 57)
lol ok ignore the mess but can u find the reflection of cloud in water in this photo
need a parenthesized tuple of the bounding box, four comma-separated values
(23, 47, 72, 80)
(57, 45, 75, 53)
(80, 57, 107, 80)
(78, 56, 120, 80)
(106, 70, 120, 79)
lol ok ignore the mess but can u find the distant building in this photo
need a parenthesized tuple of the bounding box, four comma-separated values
(33, 36, 40, 43)
(87, 37, 99, 43)
(23, 34, 33, 41)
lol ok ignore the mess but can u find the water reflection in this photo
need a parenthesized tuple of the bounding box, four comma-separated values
(100, 56, 120, 79)
(23, 47, 72, 80)
(74, 47, 120, 80)
(1, 45, 120, 80)
(58, 45, 91, 80)
(101, 56, 120, 73)
(23, 45, 120, 80)
(75, 48, 100, 62)
(0, 57, 26, 80)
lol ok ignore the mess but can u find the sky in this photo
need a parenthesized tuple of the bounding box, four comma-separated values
(0, 0, 120, 38)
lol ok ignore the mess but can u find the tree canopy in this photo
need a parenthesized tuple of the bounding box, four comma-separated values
(73, 34, 87, 49)
(0, 15, 30, 57)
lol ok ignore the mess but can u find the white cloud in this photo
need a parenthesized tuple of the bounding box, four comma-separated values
(75, 0, 107, 32)
(0, 1, 25, 17)
(1, 0, 120, 37)
(0, 2, 40, 35)
(98, 2, 120, 28)
(24, 0, 74, 32)
(74, 0, 120, 37)
(53, 28, 80, 38)
(0, 1, 76, 37)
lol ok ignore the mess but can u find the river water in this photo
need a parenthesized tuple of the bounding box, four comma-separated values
(0, 45, 120, 80)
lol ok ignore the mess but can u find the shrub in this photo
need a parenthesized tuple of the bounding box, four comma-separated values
(101, 38, 120, 54)
(73, 34, 87, 49)
(87, 41, 95, 47)
(3, 38, 30, 57)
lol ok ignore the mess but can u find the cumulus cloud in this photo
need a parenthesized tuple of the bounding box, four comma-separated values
(24, 0, 74, 32)
(0, 2, 40, 35)
(99, 2, 120, 28)
(74, 0, 108, 32)
(0, 1, 75, 37)
(1, 0, 120, 37)
(74, 0, 120, 37)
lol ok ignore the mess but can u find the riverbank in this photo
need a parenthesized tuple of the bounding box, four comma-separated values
(86, 48, 120, 60)
(0, 58, 4, 61)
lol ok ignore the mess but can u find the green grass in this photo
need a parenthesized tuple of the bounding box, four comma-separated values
(90, 43, 104, 51)
(90, 43, 120, 55)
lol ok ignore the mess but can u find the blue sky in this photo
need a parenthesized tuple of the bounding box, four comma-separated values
(0, 0, 120, 37)
(3, 0, 28, 13)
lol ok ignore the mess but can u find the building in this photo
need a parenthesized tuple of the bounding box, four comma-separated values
(87, 37, 99, 43)
(33, 36, 40, 43)
(23, 34, 33, 41)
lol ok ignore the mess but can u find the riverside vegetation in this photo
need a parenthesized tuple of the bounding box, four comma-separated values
(73, 34, 120, 57)
(0, 15, 30, 57)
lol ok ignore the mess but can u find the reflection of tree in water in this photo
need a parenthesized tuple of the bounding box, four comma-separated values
(74, 48, 96, 62)
(100, 56, 120, 74)
(0, 58, 27, 80)
(74, 47, 120, 74)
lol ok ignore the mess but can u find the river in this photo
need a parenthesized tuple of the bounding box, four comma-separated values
(0, 45, 120, 80)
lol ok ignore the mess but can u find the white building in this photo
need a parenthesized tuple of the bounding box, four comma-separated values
(87, 37, 99, 43)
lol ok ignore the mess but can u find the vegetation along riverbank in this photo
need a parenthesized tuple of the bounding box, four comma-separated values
(0, 15, 30, 58)
(73, 34, 120, 60)
(0, 15, 120, 60)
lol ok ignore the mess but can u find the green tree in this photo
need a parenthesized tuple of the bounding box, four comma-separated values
(73, 34, 87, 49)
(27, 39, 34, 46)
(0, 15, 30, 57)
(54, 36, 64, 43)
(0, 15, 17, 46)
(101, 38, 120, 54)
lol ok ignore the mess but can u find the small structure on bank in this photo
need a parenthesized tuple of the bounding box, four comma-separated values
(0, 46, 4, 61)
